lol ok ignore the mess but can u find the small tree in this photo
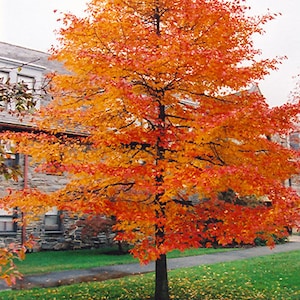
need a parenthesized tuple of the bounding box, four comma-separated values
(0, 78, 36, 284)
(3, 1, 300, 299)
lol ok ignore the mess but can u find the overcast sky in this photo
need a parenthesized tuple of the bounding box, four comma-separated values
(0, 0, 299, 107)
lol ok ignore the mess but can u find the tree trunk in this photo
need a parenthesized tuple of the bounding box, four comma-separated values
(155, 254, 169, 300)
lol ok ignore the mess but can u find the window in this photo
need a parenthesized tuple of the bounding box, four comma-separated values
(0, 140, 19, 168)
(17, 74, 40, 110)
(5, 74, 37, 111)
(17, 74, 35, 91)
(289, 132, 300, 150)
(0, 71, 9, 83)
(16, 74, 36, 110)
(45, 207, 62, 232)
(0, 71, 10, 110)
(0, 208, 17, 233)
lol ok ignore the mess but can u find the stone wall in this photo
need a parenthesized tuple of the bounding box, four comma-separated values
(0, 154, 112, 251)
(0, 43, 112, 251)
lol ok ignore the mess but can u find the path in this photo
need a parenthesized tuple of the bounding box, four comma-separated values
(1, 235, 300, 291)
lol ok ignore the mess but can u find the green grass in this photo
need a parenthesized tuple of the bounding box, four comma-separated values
(15, 247, 136, 275)
(15, 246, 235, 275)
(3, 250, 300, 299)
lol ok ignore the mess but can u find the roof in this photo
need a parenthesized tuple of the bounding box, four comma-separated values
(0, 41, 65, 74)
(0, 42, 66, 132)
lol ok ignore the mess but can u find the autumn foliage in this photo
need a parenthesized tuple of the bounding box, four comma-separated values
(0, 244, 26, 286)
(2, 0, 300, 298)
(0, 79, 36, 285)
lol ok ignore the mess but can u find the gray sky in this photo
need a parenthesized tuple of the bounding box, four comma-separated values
(0, 0, 299, 107)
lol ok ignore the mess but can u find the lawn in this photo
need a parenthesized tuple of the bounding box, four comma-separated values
(15, 246, 236, 275)
(3, 250, 300, 299)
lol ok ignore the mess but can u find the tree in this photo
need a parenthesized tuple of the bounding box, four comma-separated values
(3, 0, 300, 299)
(0, 78, 36, 285)
(0, 77, 36, 180)
(76, 215, 129, 252)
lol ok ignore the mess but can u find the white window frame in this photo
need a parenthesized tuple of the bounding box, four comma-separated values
(0, 140, 19, 167)
(45, 207, 62, 232)
(0, 71, 10, 110)
(0, 208, 17, 233)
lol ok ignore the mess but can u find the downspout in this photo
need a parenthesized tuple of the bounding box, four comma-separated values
(23, 155, 29, 189)
(21, 154, 29, 246)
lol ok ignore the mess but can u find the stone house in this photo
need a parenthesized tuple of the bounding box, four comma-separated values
(0, 42, 111, 251)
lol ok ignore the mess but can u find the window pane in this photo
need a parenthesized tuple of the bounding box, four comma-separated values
(45, 216, 60, 231)
(45, 215, 58, 226)
(0, 217, 14, 231)
(17, 74, 35, 91)
(45, 207, 61, 231)
(0, 208, 13, 215)
(9, 74, 38, 111)
(0, 140, 19, 167)
(0, 72, 9, 109)
(0, 71, 9, 83)
(0, 209, 15, 232)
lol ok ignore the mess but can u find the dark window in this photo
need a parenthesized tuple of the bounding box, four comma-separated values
(3, 153, 19, 168)
(45, 207, 62, 232)
(0, 208, 18, 233)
